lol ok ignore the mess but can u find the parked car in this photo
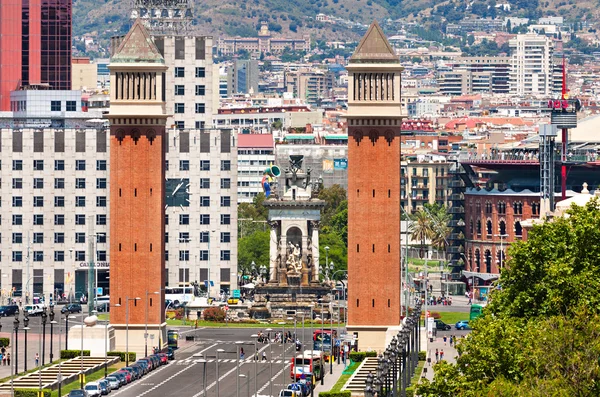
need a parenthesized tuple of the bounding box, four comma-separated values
(61, 303, 82, 314)
(0, 305, 19, 317)
(120, 367, 138, 381)
(106, 376, 120, 390)
(278, 389, 301, 397)
(455, 320, 471, 330)
(84, 382, 102, 397)
(24, 304, 45, 316)
(112, 372, 127, 386)
(68, 390, 89, 397)
(166, 348, 175, 360)
(116, 370, 131, 384)
(434, 319, 452, 331)
(157, 353, 168, 365)
(97, 379, 110, 394)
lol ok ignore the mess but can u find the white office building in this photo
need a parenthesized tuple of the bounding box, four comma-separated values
(509, 34, 555, 96)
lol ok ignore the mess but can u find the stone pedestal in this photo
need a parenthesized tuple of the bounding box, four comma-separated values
(67, 324, 116, 356)
(112, 322, 167, 358)
(251, 284, 333, 320)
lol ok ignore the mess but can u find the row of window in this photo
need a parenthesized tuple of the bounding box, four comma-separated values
(174, 103, 205, 114)
(11, 159, 106, 171)
(170, 214, 231, 225)
(470, 219, 524, 237)
(12, 196, 107, 207)
(11, 232, 106, 244)
(174, 85, 206, 96)
(50, 100, 77, 112)
(176, 250, 231, 261)
(170, 232, 231, 243)
(10, 214, 107, 225)
(11, 250, 106, 262)
(174, 67, 205, 78)
(475, 201, 539, 216)
(167, 160, 230, 171)
(12, 178, 107, 189)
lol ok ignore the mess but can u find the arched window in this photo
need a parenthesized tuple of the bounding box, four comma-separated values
(498, 201, 506, 215)
(515, 221, 523, 237)
(468, 249, 473, 270)
(485, 250, 492, 273)
(486, 219, 492, 236)
(513, 201, 523, 215)
(476, 219, 482, 235)
(485, 202, 492, 214)
(469, 220, 474, 235)
(474, 249, 481, 272)
(531, 202, 539, 216)
(499, 220, 506, 235)
(496, 250, 505, 270)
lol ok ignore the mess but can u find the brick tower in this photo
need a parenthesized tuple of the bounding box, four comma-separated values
(346, 21, 403, 350)
(107, 20, 168, 354)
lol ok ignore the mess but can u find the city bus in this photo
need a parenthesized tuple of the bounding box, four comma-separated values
(167, 330, 179, 349)
(290, 351, 323, 381)
(470, 304, 485, 321)
(313, 329, 338, 361)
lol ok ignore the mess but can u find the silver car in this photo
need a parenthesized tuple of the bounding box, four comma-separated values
(84, 383, 101, 397)
(106, 376, 120, 390)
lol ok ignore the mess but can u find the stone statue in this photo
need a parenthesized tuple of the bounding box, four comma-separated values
(286, 244, 303, 275)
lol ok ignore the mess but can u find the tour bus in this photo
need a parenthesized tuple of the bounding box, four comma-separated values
(290, 351, 323, 381)
(470, 304, 485, 321)
(165, 286, 196, 304)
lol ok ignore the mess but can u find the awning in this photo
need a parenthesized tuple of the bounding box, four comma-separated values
(284, 134, 315, 140)
(462, 271, 499, 281)
(324, 135, 348, 140)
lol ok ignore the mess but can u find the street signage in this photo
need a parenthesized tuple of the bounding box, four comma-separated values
(232, 289, 241, 298)
(96, 287, 103, 296)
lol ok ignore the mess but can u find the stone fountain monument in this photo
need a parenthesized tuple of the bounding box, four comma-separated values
(251, 155, 333, 319)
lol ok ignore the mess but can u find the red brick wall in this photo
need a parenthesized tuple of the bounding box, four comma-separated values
(464, 193, 538, 274)
(109, 126, 166, 325)
(347, 127, 402, 326)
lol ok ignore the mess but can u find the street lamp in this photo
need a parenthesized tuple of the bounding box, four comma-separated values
(259, 264, 267, 283)
(80, 310, 85, 389)
(216, 348, 225, 397)
(104, 304, 120, 378)
(13, 311, 19, 375)
(251, 334, 258, 397)
(235, 341, 244, 397)
(22, 310, 29, 372)
(41, 307, 47, 365)
(52, 316, 63, 397)
(49, 306, 55, 363)
(324, 246, 330, 280)
(125, 297, 141, 366)
(145, 291, 160, 357)
(265, 328, 274, 397)
(494, 234, 508, 272)
(278, 320, 289, 388)
(250, 261, 256, 282)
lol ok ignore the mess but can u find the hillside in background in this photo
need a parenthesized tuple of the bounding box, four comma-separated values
(72, 0, 401, 56)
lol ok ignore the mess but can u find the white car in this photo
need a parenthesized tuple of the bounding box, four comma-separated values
(84, 382, 101, 397)
(279, 390, 301, 397)
(106, 376, 120, 390)
(24, 304, 44, 316)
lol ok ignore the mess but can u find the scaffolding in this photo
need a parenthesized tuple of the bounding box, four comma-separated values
(539, 124, 557, 215)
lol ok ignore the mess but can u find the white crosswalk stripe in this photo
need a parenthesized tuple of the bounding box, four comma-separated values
(175, 358, 287, 366)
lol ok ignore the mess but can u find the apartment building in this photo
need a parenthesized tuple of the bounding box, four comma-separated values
(284, 70, 334, 105)
(237, 134, 275, 203)
(227, 60, 259, 95)
(401, 159, 453, 213)
(509, 34, 555, 96)
(439, 57, 510, 95)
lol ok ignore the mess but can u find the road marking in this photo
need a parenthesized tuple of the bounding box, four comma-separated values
(110, 343, 218, 396)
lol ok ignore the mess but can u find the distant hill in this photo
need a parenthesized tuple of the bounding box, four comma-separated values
(72, 0, 401, 56)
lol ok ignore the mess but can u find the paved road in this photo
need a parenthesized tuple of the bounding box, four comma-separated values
(111, 326, 335, 397)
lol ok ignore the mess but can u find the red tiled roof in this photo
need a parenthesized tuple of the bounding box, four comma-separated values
(238, 134, 274, 148)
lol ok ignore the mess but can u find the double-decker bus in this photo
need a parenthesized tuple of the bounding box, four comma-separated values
(313, 329, 338, 361)
(290, 351, 323, 381)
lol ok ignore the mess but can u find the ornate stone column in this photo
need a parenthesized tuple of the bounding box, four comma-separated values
(268, 221, 279, 283)
(310, 221, 320, 283)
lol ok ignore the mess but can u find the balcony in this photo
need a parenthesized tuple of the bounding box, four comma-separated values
(436, 185, 446, 190)
(448, 245, 465, 254)
(412, 196, 429, 201)
(449, 179, 465, 188)
(449, 233, 465, 241)
(449, 219, 466, 227)
(450, 193, 464, 201)
(449, 206, 465, 214)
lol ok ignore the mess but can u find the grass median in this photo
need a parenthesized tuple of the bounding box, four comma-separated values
(328, 361, 360, 392)
(51, 363, 122, 397)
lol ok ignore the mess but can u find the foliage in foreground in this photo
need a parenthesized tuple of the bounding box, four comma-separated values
(417, 199, 600, 396)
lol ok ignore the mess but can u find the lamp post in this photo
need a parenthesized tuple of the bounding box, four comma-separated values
(53, 317, 62, 397)
(494, 234, 508, 272)
(105, 304, 120, 378)
(329, 302, 333, 375)
(22, 310, 29, 372)
(125, 297, 141, 366)
(278, 320, 289, 388)
(265, 328, 274, 397)
(11, 314, 18, 396)
(235, 341, 244, 397)
(364, 372, 375, 397)
(49, 306, 55, 363)
(145, 291, 160, 357)
(65, 312, 70, 350)
(216, 348, 225, 397)
(13, 311, 19, 375)
(41, 306, 47, 365)
(324, 246, 330, 280)
(251, 334, 258, 397)
(80, 310, 85, 389)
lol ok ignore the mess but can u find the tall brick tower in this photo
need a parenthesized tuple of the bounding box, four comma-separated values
(346, 21, 403, 350)
(107, 20, 168, 354)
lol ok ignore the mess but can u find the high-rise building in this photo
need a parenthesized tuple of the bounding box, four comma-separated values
(346, 21, 403, 351)
(107, 20, 168, 353)
(0, 0, 72, 111)
(227, 60, 259, 95)
(509, 34, 554, 96)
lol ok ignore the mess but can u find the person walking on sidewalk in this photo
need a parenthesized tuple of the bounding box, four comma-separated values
(7, 353, 10, 366)
(435, 349, 439, 362)
(440, 350, 444, 361)
(35, 353, 39, 367)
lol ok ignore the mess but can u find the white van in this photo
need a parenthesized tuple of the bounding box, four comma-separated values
(24, 304, 44, 316)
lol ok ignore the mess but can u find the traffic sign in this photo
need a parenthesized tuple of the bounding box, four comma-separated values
(232, 289, 241, 298)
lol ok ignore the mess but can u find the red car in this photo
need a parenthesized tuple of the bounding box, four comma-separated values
(116, 370, 132, 384)
(157, 353, 168, 365)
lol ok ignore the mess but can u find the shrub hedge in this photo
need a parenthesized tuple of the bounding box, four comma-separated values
(203, 307, 226, 322)
(0, 337, 9, 347)
(348, 352, 365, 362)
(108, 351, 136, 362)
(318, 391, 351, 397)
(60, 350, 90, 359)
(365, 351, 377, 358)
(418, 351, 426, 361)
(15, 389, 51, 397)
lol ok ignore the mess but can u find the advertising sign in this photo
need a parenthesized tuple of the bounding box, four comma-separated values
(323, 159, 334, 173)
(333, 158, 348, 170)
(131, 0, 193, 33)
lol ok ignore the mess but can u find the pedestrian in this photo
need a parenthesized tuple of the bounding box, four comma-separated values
(255, 351, 259, 361)
(449, 335, 453, 347)
(443, 335, 447, 345)
(240, 348, 245, 360)
(440, 349, 444, 361)
(2, 353, 5, 366)
(35, 353, 39, 367)
(7, 353, 11, 366)
(435, 349, 439, 362)
(262, 352, 267, 361)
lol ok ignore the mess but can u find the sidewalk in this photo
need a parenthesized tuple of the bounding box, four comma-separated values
(313, 358, 347, 395)
(422, 335, 459, 381)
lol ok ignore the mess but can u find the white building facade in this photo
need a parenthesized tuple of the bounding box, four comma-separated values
(509, 34, 555, 96)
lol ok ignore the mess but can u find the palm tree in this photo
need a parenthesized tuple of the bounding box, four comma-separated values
(427, 204, 452, 258)
(408, 209, 435, 259)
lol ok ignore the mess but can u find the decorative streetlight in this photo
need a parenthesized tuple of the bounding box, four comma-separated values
(324, 246, 330, 280)
(49, 306, 55, 363)
(259, 264, 267, 283)
(364, 372, 375, 397)
(251, 261, 256, 282)
(22, 310, 29, 372)
(216, 348, 225, 397)
(125, 297, 141, 366)
(41, 307, 48, 365)
(265, 327, 274, 397)
(390, 337, 398, 397)
(13, 311, 19, 374)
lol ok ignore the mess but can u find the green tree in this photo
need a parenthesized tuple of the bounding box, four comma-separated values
(408, 209, 435, 257)
(319, 231, 347, 277)
(238, 193, 268, 236)
(318, 185, 347, 227)
(238, 230, 270, 276)
(328, 200, 348, 245)
(424, 203, 451, 257)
